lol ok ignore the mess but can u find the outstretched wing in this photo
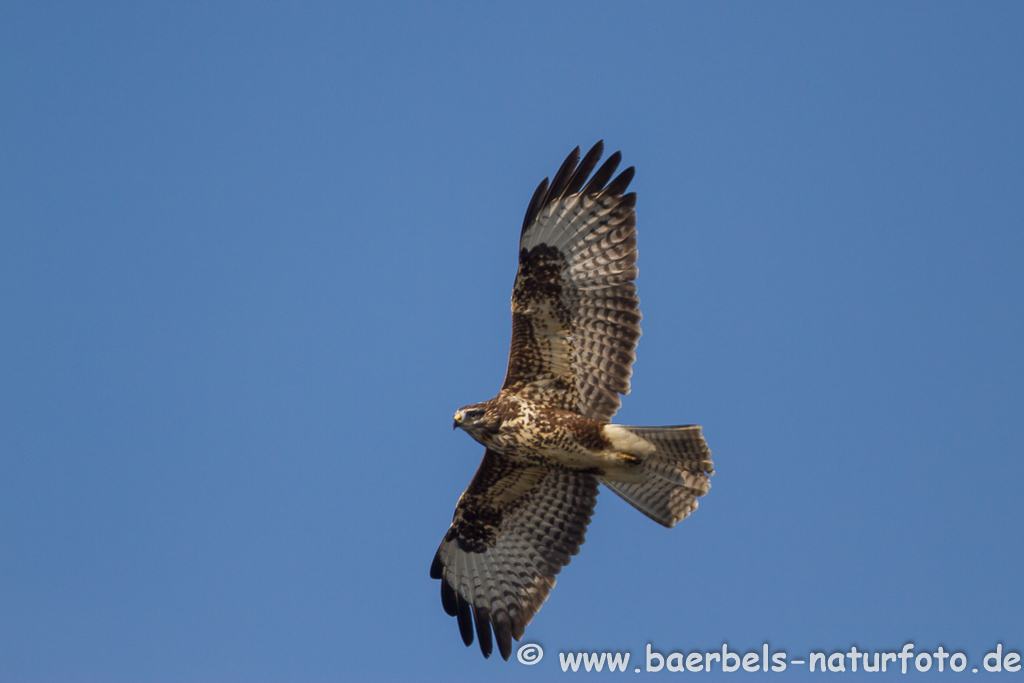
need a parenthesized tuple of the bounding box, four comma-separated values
(430, 450, 599, 660)
(502, 141, 641, 421)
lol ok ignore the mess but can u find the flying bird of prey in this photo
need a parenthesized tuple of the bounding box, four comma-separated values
(431, 142, 714, 660)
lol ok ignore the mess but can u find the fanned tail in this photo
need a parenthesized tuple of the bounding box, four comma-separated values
(601, 425, 713, 528)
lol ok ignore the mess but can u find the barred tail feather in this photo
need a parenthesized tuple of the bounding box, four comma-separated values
(601, 425, 713, 528)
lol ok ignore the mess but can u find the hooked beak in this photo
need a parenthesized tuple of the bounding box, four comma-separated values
(452, 411, 462, 430)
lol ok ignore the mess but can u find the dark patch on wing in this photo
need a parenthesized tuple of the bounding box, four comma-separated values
(444, 451, 545, 553)
(514, 244, 568, 308)
(503, 244, 577, 403)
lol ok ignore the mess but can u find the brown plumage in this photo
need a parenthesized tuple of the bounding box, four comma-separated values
(431, 143, 714, 660)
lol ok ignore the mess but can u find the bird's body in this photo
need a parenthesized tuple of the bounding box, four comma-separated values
(432, 142, 714, 660)
(455, 392, 650, 479)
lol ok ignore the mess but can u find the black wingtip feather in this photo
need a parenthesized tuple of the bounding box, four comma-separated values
(429, 551, 443, 579)
(473, 606, 493, 658)
(456, 595, 475, 647)
(438, 581, 458, 618)
(583, 151, 622, 195)
(440, 579, 458, 617)
(546, 146, 581, 202)
(493, 617, 513, 661)
(521, 178, 550, 236)
(564, 141, 605, 197)
(604, 166, 635, 196)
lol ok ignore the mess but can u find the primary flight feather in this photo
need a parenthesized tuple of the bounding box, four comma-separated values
(431, 142, 714, 660)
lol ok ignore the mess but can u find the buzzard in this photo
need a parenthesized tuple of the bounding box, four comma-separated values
(431, 142, 714, 660)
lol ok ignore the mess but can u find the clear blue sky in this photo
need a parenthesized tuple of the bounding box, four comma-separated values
(2, 2, 1022, 681)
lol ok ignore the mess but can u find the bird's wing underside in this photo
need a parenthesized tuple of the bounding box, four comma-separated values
(502, 141, 641, 422)
(430, 449, 599, 659)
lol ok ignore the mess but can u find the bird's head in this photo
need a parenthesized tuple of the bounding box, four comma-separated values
(452, 401, 498, 440)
